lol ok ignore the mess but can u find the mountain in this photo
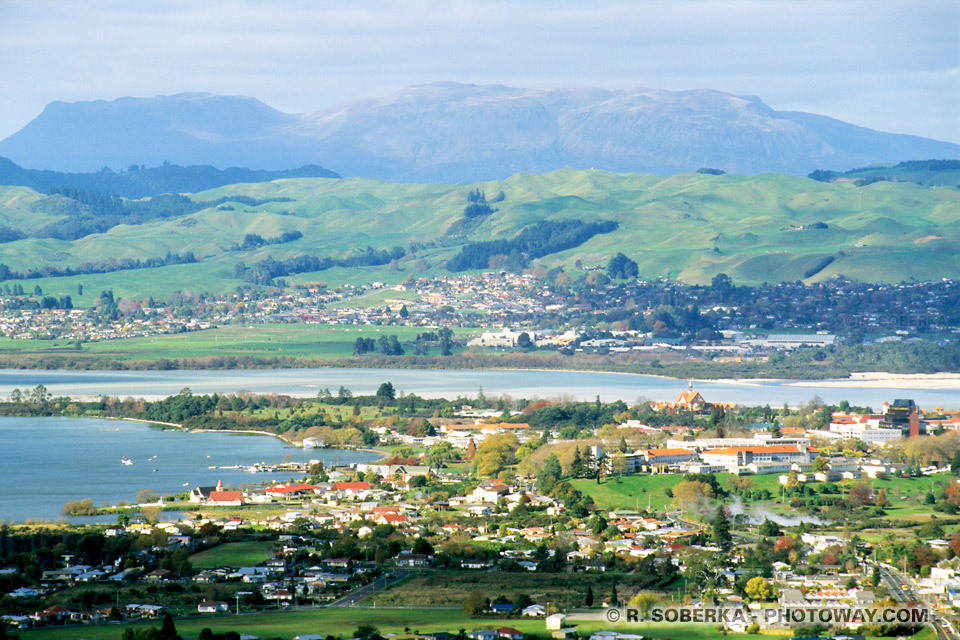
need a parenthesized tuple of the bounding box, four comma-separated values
(2, 169, 959, 299)
(2, 84, 958, 181)
(0, 156, 339, 198)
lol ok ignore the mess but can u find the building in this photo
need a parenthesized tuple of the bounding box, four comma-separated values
(472, 483, 510, 503)
(701, 444, 818, 474)
(625, 448, 696, 472)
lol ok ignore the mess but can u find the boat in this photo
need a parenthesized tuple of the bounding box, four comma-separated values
(121, 457, 133, 466)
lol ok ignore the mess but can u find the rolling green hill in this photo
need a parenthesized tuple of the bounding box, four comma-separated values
(1, 169, 959, 302)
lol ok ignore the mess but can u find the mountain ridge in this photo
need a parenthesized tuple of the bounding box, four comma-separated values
(1, 83, 957, 182)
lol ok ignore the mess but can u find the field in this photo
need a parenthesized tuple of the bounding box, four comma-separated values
(19, 605, 766, 640)
(367, 570, 638, 609)
(188, 541, 277, 569)
(0, 324, 480, 363)
(2, 169, 959, 302)
(572, 473, 786, 514)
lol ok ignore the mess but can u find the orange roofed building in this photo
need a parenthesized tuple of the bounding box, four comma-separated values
(649, 382, 736, 414)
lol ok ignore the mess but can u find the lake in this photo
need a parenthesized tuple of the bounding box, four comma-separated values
(0, 368, 957, 409)
(0, 416, 380, 523)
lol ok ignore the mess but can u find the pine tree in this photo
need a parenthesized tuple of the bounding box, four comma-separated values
(951, 450, 960, 476)
(585, 584, 594, 607)
(711, 507, 732, 548)
(609, 581, 618, 607)
(570, 447, 584, 478)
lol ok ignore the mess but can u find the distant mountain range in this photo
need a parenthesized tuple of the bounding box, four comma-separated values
(0, 156, 339, 198)
(2, 84, 958, 182)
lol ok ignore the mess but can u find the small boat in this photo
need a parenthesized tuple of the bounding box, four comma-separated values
(183, 482, 190, 486)
(121, 457, 133, 466)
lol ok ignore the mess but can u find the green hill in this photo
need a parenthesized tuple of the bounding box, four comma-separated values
(1, 169, 958, 302)
(809, 159, 960, 187)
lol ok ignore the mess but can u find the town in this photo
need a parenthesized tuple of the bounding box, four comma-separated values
(2, 384, 960, 640)
(1, 272, 958, 351)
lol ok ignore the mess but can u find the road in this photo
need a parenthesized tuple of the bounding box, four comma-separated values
(878, 564, 958, 640)
(327, 569, 416, 608)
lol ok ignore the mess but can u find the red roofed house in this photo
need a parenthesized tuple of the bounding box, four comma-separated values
(265, 483, 317, 496)
(497, 628, 523, 640)
(374, 512, 409, 526)
(334, 481, 372, 494)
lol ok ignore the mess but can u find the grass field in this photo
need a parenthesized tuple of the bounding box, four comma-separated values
(19, 606, 766, 640)
(0, 324, 480, 362)
(188, 541, 277, 569)
(4, 169, 959, 302)
(574, 471, 955, 527)
(572, 473, 787, 514)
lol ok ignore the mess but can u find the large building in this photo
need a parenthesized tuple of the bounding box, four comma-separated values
(701, 444, 819, 474)
(624, 448, 697, 472)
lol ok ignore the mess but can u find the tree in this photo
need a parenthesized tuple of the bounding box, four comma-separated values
(606, 252, 639, 279)
(875, 489, 889, 508)
(516, 332, 533, 349)
(355, 624, 381, 640)
(438, 327, 454, 356)
(463, 588, 488, 614)
(711, 507, 732, 548)
(570, 447, 584, 478)
(160, 612, 178, 639)
(609, 581, 618, 607)
(744, 576, 776, 601)
(951, 450, 960, 476)
(375, 382, 396, 401)
(629, 592, 660, 619)
(584, 584, 594, 607)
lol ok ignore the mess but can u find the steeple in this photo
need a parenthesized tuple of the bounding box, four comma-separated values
(216, 479, 223, 491)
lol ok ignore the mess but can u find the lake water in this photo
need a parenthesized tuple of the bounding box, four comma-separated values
(0, 368, 957, 409)
(0, 416, 380, 523)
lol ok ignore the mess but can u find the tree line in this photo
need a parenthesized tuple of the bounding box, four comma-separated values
(232, 245, 406, 285)
(445, 219, 617, 272)
(0, 250, 198, 282)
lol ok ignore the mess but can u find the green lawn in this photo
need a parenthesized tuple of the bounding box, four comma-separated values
(188, 541, 276, 569)
(0, 323, 479, 363)
(20, 606, 766, 640)
(573, 472, 786, 514)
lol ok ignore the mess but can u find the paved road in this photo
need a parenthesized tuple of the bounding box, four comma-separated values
(878, 564, 957, 640)
(327, 569, 416, 608)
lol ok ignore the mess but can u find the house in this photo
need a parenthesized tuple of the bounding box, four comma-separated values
(491, 603, 517, 613)
(198, 601, 230, 614)
(545, 613, 567, 629)
(374, 512, 409, 526)
(472, 483, 510, 503)
(496, 627, 523, 640)
(395, 553, 430, 567)
(551, 630, 577, 640)
(468, 630, 499, 640)
(207, 489, 244, 506)
(522, 604, 545, 616)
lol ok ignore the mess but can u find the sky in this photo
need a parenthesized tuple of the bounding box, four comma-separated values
(1, 0, 958, 143)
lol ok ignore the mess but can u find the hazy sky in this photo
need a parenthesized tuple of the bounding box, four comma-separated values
(1, 0, 958, 142)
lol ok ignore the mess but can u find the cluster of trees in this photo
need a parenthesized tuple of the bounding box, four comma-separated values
(445, 219, 618, 272)
(606, 252, 639, 279)
(462, 188, 501, 218)
(233, 245, 406, 285)
(230, 230, 303, 251)
(0, 251, 197, 283)
(353, 335, 404, 356)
